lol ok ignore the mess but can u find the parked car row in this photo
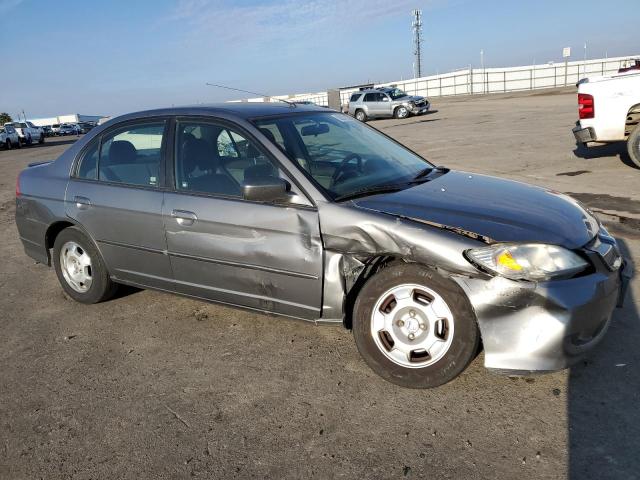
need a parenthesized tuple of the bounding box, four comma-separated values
(45, 122, 96, 137)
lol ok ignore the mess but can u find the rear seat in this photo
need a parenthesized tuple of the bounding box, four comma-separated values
(101, 162, 159, 186)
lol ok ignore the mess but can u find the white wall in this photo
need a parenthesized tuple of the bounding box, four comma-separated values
(240, 55, 638, 107)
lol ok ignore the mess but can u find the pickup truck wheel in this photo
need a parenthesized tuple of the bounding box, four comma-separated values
(53, 227, 118, 304)
(352, 263, 479, 388)
(627, 125, 640, 169)
(394, 106, 409, 119)
(38, 134, 45, 144)
(355, 109, 367, 122)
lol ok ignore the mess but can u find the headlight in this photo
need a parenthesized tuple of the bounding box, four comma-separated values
(466, 243, 589, 281)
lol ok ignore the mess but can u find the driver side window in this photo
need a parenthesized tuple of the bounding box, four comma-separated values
(175, 122, 296, 200)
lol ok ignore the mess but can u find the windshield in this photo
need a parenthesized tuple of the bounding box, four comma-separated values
(253, 112, 433, 200)
(387, 88, 408, 100)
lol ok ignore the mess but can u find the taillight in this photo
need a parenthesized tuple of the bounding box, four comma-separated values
(578, 93, 594, 119)
(16, 174, 21, 197)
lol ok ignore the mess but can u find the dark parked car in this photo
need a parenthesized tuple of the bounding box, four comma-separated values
(15, 103, 631, 388)
(77, 122, 95, 134)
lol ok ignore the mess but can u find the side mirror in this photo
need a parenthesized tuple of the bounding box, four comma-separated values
(382, 96, 390, 102)
(242, 177, 291, 202)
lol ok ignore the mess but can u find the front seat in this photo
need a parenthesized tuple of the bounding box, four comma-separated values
(180, 138, 240, 196)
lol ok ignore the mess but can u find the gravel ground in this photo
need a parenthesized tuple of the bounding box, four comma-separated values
(1, 91, 638, 480)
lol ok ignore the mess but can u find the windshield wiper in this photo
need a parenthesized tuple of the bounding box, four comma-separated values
(413, 165, 447, 180)
(334, 183, 409, 202)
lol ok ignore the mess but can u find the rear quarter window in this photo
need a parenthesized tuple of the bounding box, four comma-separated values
(350, 93, 362, 102)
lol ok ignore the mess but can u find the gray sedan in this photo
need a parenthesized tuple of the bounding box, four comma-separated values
(15, 103, 631, 388)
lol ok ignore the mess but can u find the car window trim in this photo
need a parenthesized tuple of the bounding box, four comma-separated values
(169, 115, 316, 208)
(71, 116, 171, 190)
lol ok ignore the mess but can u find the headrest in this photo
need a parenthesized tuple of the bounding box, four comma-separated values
(108, 140, 137, 165)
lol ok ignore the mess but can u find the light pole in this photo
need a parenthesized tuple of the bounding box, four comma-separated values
(583, 42, 587, 78)
(480, 49, 485, 93)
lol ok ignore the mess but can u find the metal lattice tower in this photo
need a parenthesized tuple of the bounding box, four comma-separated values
(412, 9, 423, 78)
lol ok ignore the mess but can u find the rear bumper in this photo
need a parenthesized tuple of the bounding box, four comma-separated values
(453, 260, 631, 373)
(573, 125, 596, 143)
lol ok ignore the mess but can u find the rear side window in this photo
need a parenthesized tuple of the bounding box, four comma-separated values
(77, 141, 99, 179)
(350, 93, 362, 102)
(98, 122, 165, 186)
(363, 93, 376, 102)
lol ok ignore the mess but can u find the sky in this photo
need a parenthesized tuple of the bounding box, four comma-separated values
(0, 0, 638, 119)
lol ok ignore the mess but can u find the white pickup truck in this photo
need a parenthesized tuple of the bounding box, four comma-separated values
(3, 121, 45, 145)
(572, 71, 640, 168)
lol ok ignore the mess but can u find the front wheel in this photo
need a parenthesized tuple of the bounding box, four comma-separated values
(38, 134, 45, 144)
(53, 227, 118, 304)
(5, 140, 11, 150)
(627, 124, 640, 169)
(394, 106, 409, 119)
(352, 263, 479, 388)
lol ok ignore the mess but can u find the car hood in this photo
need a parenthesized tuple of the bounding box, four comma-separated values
(352, 170, 599, 249)
(399, 95, 426, 103)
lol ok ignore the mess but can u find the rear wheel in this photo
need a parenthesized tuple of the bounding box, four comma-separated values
(627, 124, 640, 169)
(355, 109, 367, 122)
(352, 263, 479, 388)
(53, 227, 118, 304)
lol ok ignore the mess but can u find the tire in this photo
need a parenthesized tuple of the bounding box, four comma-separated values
(627, 124, 640, 169)
(38, 133, 45, 144)
(352, 263, 479, 388)
(355, 109, 367, 122)
(53, 227, 118, 304)
(15, 139, 21, 149)
(394, 106, 409, 119)
(5, 140, 11, 150)
(26, 135, 32, 146)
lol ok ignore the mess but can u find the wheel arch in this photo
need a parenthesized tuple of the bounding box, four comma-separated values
(44, 220, 78, 265)
(625, 103, 640, 137)
(343, 255, 412, 329)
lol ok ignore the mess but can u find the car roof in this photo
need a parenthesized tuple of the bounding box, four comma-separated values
(116, 102, 328, 122)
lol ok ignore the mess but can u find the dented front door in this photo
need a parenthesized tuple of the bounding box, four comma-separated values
(163, 192, 323, 319)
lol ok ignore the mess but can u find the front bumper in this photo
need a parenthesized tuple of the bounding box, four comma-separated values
(573, 124, 596, 143)
(453, 260, 631, 373)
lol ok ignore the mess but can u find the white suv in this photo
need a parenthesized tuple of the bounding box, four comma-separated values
(0, 124, 21, 149)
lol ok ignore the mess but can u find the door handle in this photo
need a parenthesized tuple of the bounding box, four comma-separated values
(171, 209, 198, 226)
(74, 196, 91, 210)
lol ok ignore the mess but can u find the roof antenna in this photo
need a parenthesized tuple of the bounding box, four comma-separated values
(205, 83, 296, 107)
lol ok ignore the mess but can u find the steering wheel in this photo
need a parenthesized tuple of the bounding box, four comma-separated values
(331, 153, 363, 187)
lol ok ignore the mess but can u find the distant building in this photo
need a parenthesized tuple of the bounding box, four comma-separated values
(29, 114, 104, 127)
